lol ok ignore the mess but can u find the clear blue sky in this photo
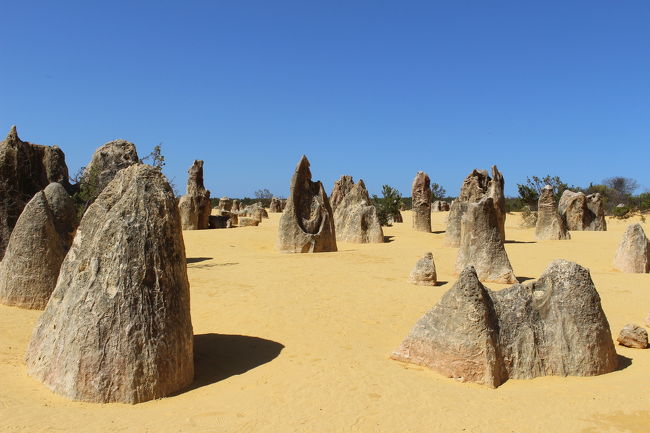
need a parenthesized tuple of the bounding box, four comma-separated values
(2, 1, 649, 198)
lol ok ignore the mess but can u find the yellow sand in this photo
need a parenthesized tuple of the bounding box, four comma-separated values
(1, 212, 649, 433)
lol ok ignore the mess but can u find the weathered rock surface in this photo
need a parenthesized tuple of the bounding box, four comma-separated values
(25, 164, 193, 403)
(277, 156, 337, 253)
(456, 197, 517, 284)
(239, 217, 260, 227)
(558, 190, 607, 231)
(408, 252, 437, 286)
(0, 126, 71, 259)
(333, 179, 384, 243)
(432, 201, 450, 212)
(231, 199, 240, 212)
(392, 260, 618, 387)
(240, 202, 268, 222)
(209, 215, 231, 229)
(445, 166, 506, 246)
(218, 197, 232, 211)
(84, 139, 139, 194)
(613, 224, 650, 273)
(178, 160, 211, 230)
(535, 185, 570, 240)
(330, 175, 355, 212)
(412, 171, 431, 232)
(617, 324, 648, 349)
(0, 183, 75, 309)
(269, 197, 283, 213)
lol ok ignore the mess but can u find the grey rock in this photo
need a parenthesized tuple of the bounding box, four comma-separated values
(209, 215, 231, 229)
(412, 171, 431, 232)
(586, 193, 607, 231)
(330, 175, 355, 212)
(25, 164, 193, 403)
(240, 202, 268, 222)
(455, 197, 517, 284)
(432, 201, 450, 212)
(613, 224, 649, 273)
(408, 252, 437, 286)
(558, 190, 607, 231)
(333, 179, 384, 243)
(178, 160, 211, 230)
(0, 126, 71, 259)
(535, 185, 570, 240)
(0, 183, 75, 309)
(277, 155, 337, 253)
(84, 139, 139, 194)
(617, 324, 648, 349)
(269, 197, 283, 213)
(392, 260, 618, 387)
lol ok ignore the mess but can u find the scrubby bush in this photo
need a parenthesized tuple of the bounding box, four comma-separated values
(372, 185, 402, 226)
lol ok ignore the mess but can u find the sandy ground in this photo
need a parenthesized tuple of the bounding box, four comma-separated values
(1, 211, 649, 433)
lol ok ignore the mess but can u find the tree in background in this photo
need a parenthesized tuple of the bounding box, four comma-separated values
(516, 175, 569, 210)
(372, 185, 402, 226)
(139, 144, 165, 171)
(430, 183, 446, 202)
(254, 188, 273, 200)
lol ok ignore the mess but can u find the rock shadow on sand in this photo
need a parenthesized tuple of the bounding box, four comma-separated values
(187, 257, 213, 264)
(189, 334, 284, 391)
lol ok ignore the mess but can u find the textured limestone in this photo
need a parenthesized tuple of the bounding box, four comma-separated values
(535, 185, 570, 240)
(392, 260, 618, 387)
(239, 217, 260, 227)
(84, 139, 139, 194)
(617, 324, 648, 349)
(269, 197, 283, 213)
(333, 179, 384, 243)
(231, 199, 240, 212)
(0, 183, 75, 309)
(25, 164, 193, 404)
(330, 175, 355, 212)
(558, 190, 607, 231)
(209, 215, 231, 229)
(277, 156, 337, 253)
(408, 252, 437, 286)
(0, 126, 70, 259)
(218, 197, 232, 211)
(412, 171, 431, 232)
(178, 160, 211, 230)
(240, 202, 269, 222)
(612, 224, 649, 273)
(432, 201, 450, 212)
(455, 197, 517, 284)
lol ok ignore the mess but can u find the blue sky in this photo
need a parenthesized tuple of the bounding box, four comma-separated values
(2, 1, 649, 198)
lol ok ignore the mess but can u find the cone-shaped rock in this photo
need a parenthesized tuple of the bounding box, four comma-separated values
(407, 252, 437, 286)
(0, 126, 70, 259)
(84, 139, 139, 193)
(178, 160, 211, 230)
(392, 260, 618, 387)
(330, 175, 355, 212)
(25, 164, 193, 403)
(277, 156, 337, 253)
(445, 166, 506, 246)
(333, 179, 384, 243)
(535, 185, 570, 240)
(455, 197, 517, 284)
(411, 171, 431, 232)
(613, 224, 649, 273)
(269, 197, 282, 212)
(0, 183, 75, 309)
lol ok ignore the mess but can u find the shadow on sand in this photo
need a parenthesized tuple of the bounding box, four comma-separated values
(383, 235, 395, 243)
(432, 230, 445, 235)
(504, 240, 536, 244)
(186, 257, 213, 264)
(516, 276, 535, 283)
(188, 333, 284, 391)
(615, 354, 632, 371)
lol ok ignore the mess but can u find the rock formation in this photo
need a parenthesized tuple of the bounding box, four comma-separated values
(391, 260, 618, 387)
(558, 190, 607, 231)
(535, 185, 570, 240)
(408, 252, 437, 286)
(209, 215, 231, 229)
(333, 179, 384, 243)
(84, 139, 139, 194)
(455, 197, 517, 284)
(269, 197, 283, 213)
(0, 126, 71, 259)
(0, 183, 76, 309)
(617, 325, 648, 349)
(231, 199, 240, 212)
(612, 224, 649, 273)
(240, 202, 268, 222)
(330, 175, 355, 212)
(25, 164, 193, 404)
(178, 160, 211, 230)
(277, 156, 337, 253)
(218, 197, 232, 211)
(445, 166, 506, 246)
(432, 201, 450, 212)
(411, 171, 431, 232)
(239, 217, 260, 227)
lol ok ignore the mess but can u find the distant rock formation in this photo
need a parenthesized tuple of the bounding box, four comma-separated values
(432, 201, 450, 212)
(84, 139, 139, 194)
(558, 190, 607, 231)
(277, 156, 337, 253)
(411, 171, 431, 232)
(178, 160, 211, 230)
(535, 185, 570, 240)
(208, 215, 231, 229)
(330, 175, 355, 212)
(0, 183, 75, 309)
(0, 126, 71, 259)
(269, 197, 283, 213)
(445, 166, 506, 247)
(218, 197, 232, 211)
(391, 260, 618, 387)
(408, 252, 437, 286)
(612, 224, 649, 273)
(231, 199, 240, 212)
(26, 164, 193, 403)
(240, 202, 268, 222)
(617, 324, 648, 349)
(239, 217, 260, 227)
(333, 179, 384, 243)
(455, 197, 517, 284)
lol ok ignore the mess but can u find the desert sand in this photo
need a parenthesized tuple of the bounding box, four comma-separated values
(1, 211, 648, 433)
